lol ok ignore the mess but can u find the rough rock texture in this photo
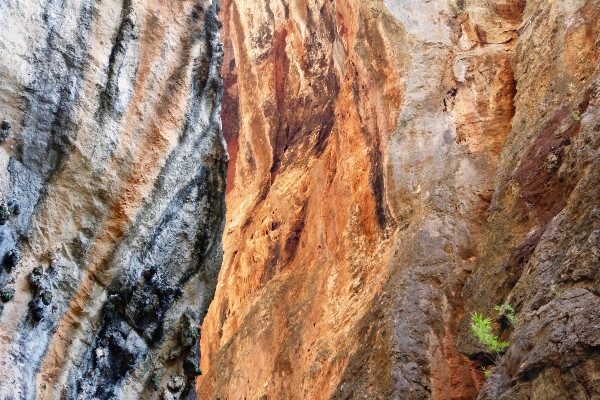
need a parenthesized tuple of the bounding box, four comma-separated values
(458, 1, 600, 399)
(4, 0, 599, 398)
(200, 0, 527, 399)
(0, 0, 226, 398)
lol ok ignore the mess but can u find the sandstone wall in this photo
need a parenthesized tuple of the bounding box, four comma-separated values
(200, 0, 529, 399)
(0, 0, 226, 398)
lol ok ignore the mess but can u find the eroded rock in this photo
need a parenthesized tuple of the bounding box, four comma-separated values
(0, 0, 227, 398)
(0, 120, 10, 143)
(199, 0, 523, 399)
(458, 1, 600, 398)
(3, 249, 20, 271)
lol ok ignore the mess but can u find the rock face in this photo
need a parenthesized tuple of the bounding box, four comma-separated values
(458, 1, 600, 399)
(3, 0, 599, 398)
(0, 0, 226, 398)
(199, 0, 548, 399)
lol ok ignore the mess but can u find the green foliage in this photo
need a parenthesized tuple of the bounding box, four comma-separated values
(453, 0, 465, 16)
(179, 313, 200, 347)
(572, 111, 581, 121)
(470, 303, 520, 371)
(184, 355, 203, 376)
(494, 303, 518, 326)
(481, 366, 491, 378)
(550, 285, 561, 297)
(41, 291, 52, 305)
(0, 289, 14, 303)
(0, 202, 9, 224)
(104, 302, 115, 313)
(568, 82, 576, 93)
(470, 313, 510, 357)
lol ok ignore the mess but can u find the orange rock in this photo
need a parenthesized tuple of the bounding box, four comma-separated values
(200, 0, 522, 398)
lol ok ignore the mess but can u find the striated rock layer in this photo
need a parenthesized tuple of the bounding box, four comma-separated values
(0, 0, 226, 398)
(200, 0, 529, 399)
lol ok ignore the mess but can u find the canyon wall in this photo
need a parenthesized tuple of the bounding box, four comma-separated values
(199, 0, 553, 399)
(0, 0, 226, 399)
(458, 1, 600, 398)
(1, 0, 599, 399)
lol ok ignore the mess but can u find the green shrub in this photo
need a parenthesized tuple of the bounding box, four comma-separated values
(179, 313, 200, 347)
(470, 312, 509, 366)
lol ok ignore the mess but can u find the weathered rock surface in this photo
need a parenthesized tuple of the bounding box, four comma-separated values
(458, 1, 600, 398)
(3, 0, 599, 398)
(199, 0, 532, 399)
(0, 0, 226, 398)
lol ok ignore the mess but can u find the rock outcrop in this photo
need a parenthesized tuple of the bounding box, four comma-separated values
(199, 0, 535, 399)
(3, 0, 599, 398)
(458, 1, 600, 399)
(0, 0, 226, 398)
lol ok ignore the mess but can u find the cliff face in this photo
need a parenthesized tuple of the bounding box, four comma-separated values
(3, 0, 599, 399)
(0, 0, 226, 399)
(458, 1, 600, 399)
(200, 0, 528, 398)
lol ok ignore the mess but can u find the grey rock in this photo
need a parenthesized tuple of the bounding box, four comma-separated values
(0, 0, 227, 398)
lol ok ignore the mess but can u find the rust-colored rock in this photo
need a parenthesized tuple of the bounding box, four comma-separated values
(200, 0, 524, 398)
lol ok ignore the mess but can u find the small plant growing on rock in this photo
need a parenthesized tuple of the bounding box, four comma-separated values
(104, 302, 116, 313)
(470, 312, 509, 365)
(41, 291, 52, 305)
(455, 0, 465, 14)
(550, 285, 561, 297)
(0, 120, 11, 142)
(494, 303, 518, 326)
(1, 287, 15, 303)
(481, 366, 491, 378)
(568, 82, 576, 93)
(572, 111, 581, 121)
(183, 355, 202, 376)
(178, 313, 200, 347)
(151, 370, 163, 391)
